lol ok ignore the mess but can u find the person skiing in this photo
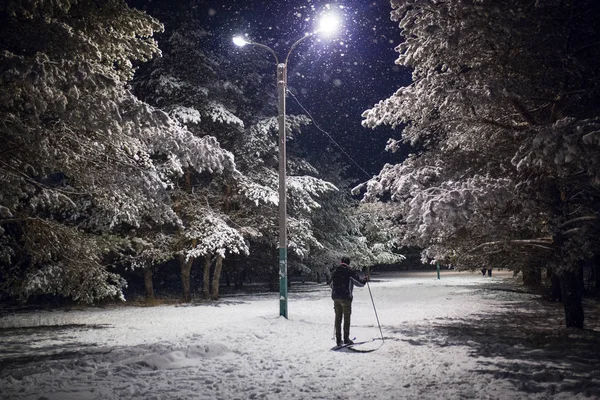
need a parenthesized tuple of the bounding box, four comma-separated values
(330, 256, 367, 346)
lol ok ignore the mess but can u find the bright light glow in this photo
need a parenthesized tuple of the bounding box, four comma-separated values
(232, 36, 249, 47)
(317, 12, 341, 36)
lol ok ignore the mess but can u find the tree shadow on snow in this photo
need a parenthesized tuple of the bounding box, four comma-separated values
(390, 293, 600, 398)
(0, 323, 112, 376)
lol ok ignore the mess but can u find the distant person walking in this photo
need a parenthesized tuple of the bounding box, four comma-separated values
(329, 256, 367, 346)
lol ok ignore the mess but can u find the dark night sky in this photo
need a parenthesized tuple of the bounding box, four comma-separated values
(142, 0, 412, 181)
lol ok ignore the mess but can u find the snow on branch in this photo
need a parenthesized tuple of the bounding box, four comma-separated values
(185, 212, 248, 261)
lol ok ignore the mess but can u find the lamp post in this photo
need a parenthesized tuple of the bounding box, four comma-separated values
(234, 12, 340, 319)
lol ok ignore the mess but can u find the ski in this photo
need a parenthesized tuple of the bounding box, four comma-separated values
(331, 340, 368, 351)
(347, 345, 378, 353)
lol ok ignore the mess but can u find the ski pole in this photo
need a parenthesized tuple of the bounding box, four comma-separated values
(366, 278, 384, 342)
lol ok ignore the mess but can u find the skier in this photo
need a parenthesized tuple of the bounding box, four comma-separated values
(330, 256, 367, 347)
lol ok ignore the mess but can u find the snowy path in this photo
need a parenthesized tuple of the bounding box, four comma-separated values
(1, 271, 599, 399)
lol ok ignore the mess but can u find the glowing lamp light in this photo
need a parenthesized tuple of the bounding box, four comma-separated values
(232, 36, 249, 47)
(317, 12, 340, 36)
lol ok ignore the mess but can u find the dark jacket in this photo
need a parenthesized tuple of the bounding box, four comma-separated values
(330, 263, 366, 300)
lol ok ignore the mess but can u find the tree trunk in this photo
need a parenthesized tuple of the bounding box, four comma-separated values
(595, 254, 600, 295)
(559, 269, 584, 328)
(211, 254, 224, 300)
(547, 268, 562, 302)
(202, 254, 211, 299)
(180, 255, 194, 302)
(180, 239, 198, 302)
(549, 183, 584, 328)
(523, 266, 542, 288)
(577, 262, 585, 295)
(234, 264, 244, 289)
(269, 265, 278, 292)
(144, 267, 155, 304)
(225, 269, 231, 287)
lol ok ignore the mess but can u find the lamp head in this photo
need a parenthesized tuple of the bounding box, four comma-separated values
(233, 36, 249, 47)
(317, 11, 341, 36)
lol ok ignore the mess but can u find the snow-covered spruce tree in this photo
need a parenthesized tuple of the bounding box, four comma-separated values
(197, 112, 347, 289)
(302, 157, 405, 281)
(361, 0, 600, 328)
(132, 11, 340, 294)
(0, 0, 235, 303)
(130, 15, 257, 300)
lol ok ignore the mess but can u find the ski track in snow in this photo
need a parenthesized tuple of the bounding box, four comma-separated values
(0, 271, 599, 400)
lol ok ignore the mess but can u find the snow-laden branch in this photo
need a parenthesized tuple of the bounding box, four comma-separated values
(467, 239, 554, 255)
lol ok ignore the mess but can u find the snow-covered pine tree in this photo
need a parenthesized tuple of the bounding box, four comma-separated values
(131, 6, 341, 294)
(298, 155, 405, 281)
(0, 0, 236, 303)
(130, 12, 259, 300)
(362, 0, 600, 328)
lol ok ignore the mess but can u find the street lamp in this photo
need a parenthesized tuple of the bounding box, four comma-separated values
(234, 11, 340, 319)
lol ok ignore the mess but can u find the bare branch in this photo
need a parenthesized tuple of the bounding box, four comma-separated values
(559, 215, 597, 228)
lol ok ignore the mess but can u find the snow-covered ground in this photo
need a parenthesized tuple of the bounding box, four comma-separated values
(1, 270, 599, 400)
